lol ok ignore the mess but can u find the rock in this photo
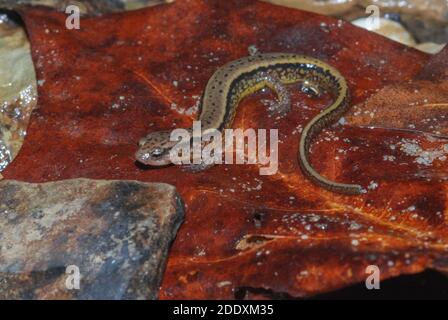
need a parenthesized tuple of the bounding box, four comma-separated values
(351, 17, 416, 47)
(0, 14, 37, 172)
(359, 0, 448, 25)
(400, 13, 448, 44)
(262, 0, 356, 16)
(414, 42, 445, 54)
(0, 179, 184, 299)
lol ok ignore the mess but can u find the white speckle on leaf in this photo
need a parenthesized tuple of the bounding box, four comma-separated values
(367, 181, 378, 190)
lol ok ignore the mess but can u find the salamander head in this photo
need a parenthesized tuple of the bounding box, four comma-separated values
(135, 131, 178, 166)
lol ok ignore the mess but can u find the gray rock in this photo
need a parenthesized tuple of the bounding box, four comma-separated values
(0, 179, 184, 299)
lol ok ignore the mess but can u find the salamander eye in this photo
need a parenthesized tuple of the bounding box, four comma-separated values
(151, 147, 164, 157)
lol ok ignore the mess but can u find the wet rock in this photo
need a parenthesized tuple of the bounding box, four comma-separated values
(351, 17, 416, 47)
(0, 179, 184, 299)
(414, 42, 445, 54)
(400, 14, 448, 44)
(262, 0, 356, 16)
(0, 14, 37, 172)
(359, 0, 448, 25)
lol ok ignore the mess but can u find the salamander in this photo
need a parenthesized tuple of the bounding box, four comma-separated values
(136, 53, 363, 195)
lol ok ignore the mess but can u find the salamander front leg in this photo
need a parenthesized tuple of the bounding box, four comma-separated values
(259, 72, 291, 116)
(180, 137, 221, 173)
(181, 161, 216, 173)
(181, 148, 218, 172)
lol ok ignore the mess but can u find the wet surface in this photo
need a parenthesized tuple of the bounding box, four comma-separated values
(0, 13, 37, 172)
